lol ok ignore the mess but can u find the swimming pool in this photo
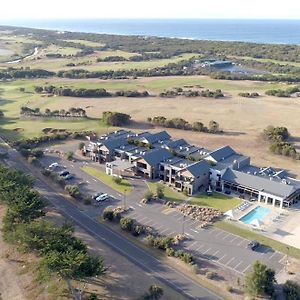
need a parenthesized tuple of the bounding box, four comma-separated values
(240, 206, 271, 224)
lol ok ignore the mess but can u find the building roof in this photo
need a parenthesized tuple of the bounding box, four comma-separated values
(102, 137, 128, 151)
(184, 160, 210, 177)
(140, 148, 173, 166)
(208, 145, 236, 162)
(222, 169, 297, 199)
(141, 131, 171, 144)
(163, 138, 187, 149)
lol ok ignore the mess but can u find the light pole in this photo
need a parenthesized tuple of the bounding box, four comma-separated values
(123, 189, 127, 209)
(182, 215, 186, 236)
(285, 246, 290, 273)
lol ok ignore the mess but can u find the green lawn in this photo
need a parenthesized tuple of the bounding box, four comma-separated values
(215, 220, 300, 259)
(81, 165, 133, 195)
(189, 192, 241, 212)
(147, 181, 186, 202)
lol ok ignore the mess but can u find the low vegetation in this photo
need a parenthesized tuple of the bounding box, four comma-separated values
(265, 86, 300, 97)
(102, 111, 131, 126)
(159, 87, 224, 98)
(20, 106, 87, 118)
(238, 92, 260, 98)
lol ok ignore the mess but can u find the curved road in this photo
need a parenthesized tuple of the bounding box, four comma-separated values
(4, 142, 223, 300)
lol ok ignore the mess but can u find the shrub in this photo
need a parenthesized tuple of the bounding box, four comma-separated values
(166, 247, 175, 257)
(226, 286, 234, 293)
(83, 198, 91, 205)
(283, 280, 300, 300)
(113, 211, 121, 221)
(41, 169, 51, 177)
(144, 190, 154, 201)
(65, 185, 81, 199)
(65, 151, 74, 161)
(112, 176, 122, 185)
(174, 250, 194, 264)
(206, 271, 217, 279)
(119, 217, 134, 231)
(103, 208, 114, 221)
(191, 263, 199, 274)
(78, 142, 85, 150)
(132, 224, 144, 236)
(156, 184, 165, 199)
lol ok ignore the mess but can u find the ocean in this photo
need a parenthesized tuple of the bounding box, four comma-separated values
(2, 19, 300, 45)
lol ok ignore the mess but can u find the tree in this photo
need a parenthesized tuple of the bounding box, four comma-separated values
(0, 110, 4, 118)
(119, 217, 133, 231)
(65, 151, 74, 161)
(283, 280, 300, 300)
(245, 261, 276, 297)
(103, 208, 114, 221)
(208, 120, 220, 133)
(156, 184, 164, 199)
(65, 185, 81, 199)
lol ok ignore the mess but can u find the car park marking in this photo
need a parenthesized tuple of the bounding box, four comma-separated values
(211, 250, 220, 257)
(202, 248, 211, 255)
(238, 239, 246, 246)
(218, 255, 227, 262)
(187, 241, 198, 250)
(222, 233, 231, 240)
(242, 265, 251, 273)
(160, 228, 170, 235)
(162, 208, 175, 215)
(215, 230, 224, 237)
(225, 257, 235, 266)
(233, 261, 243, 269)
(190, 229, 199, 234)
(269, 252, 278, 260)
(229, 236, 238, 243)
(138, 217, 148, 223)
(196, 245, 205, 251)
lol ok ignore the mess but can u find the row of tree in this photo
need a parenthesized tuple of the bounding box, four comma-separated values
(0, 67, 55, 80)
(238, 92, 260, 98)
(159, 88, 224, 98)
(34, 85, 150, 98)
(148, 116, 221, 134)
(263, 126, 299, 159)
(265, 86, 300, 97)
(0, 165, 105, 280)
(20, 106, 87, 118)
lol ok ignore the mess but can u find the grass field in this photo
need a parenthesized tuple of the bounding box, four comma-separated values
(189, 192, 241, 212)
(81, 165, 133, 195)
(64, 39, 104, 47)
(215, 220, 300, 259)
(147, 181, 186, 202)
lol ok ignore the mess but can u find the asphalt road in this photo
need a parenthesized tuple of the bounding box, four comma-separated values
(4, 144, 223, 300)
(41, 152, 284, 276)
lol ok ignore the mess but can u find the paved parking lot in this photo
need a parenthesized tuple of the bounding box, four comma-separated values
(40, 149, 285, 275)
(127, 202, 285, 275)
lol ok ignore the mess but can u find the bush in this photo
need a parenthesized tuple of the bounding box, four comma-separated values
(103, 208, 114, 221)
(174, 250, 194, 264)
(166, 247, 175, 257)
(191, 263, 199, 274)
(206, 271, 217, 280)
(226, 286, 234, 293)
(83, 198, 91, 205)
(283, 280, 300, 300)
(132, 224, 144, 236)
(144, 190, 154, 201)
(156, 184, 164, 199)
(65, 185, 81, 199)
(119, 217, 134, 231)
(112, 176, 122, 185)
(78, 142, 85, 150)
(41, 169, 51, 177)
(65, 151, 74, 161)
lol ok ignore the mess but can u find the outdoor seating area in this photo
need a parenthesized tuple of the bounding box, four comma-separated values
(236, 201, 253, 212)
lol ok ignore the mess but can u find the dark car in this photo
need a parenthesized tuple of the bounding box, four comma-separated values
(224, 190, 231, 195)
(216, 187, 222, 192)
(247, 241, 260, 251)
(59, 170, 70, 177)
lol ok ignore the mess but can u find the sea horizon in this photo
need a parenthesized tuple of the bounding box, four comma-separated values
(1, 18, 300, 45)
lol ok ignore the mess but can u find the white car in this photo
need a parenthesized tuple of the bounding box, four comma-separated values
(95, 193, 109, 202)
(49, 162, 60, 169)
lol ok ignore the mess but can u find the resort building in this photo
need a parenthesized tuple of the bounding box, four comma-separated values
(87, 130, 300, 202)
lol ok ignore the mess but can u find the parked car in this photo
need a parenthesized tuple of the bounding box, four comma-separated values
(48, 162, 60, 169)
(64, 174, 74, 180)
(96, 193, 109, 202)
(249, 197, 257, 202)
(216, 187, 222, 192)
(92, 192, 103, 200)
(224, 190, 231, 195)
(59, 170, 70, 177)
(247, 241, 260, 251)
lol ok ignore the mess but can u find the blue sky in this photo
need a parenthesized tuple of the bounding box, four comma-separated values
(0, 0, 299, 20)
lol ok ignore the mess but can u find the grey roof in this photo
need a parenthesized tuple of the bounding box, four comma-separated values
(184, 160, 210, 177)
(164, 139, 187, 149)
(102, 137, 128, 151)
(141, 131, 171, 144)
(208, 146, 236, 162)
(222, 169, 297, 199)
(141, 148, 173, 166)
